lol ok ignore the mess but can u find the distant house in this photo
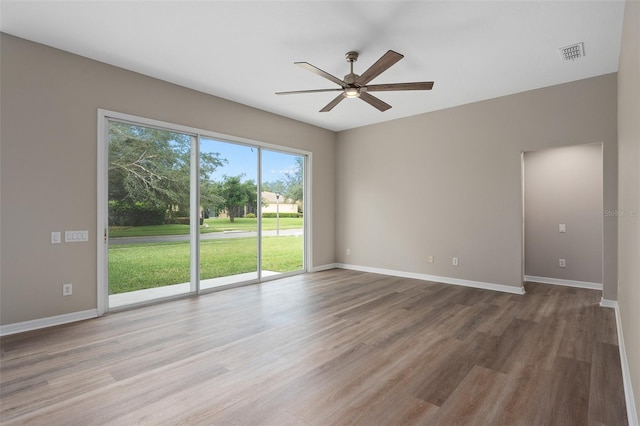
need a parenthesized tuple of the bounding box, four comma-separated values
(261, 191, 298, 215)
(216, 191, 298, 219)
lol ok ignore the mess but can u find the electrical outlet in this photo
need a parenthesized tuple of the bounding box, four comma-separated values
(559, 258, 566, 268)
(428, 256, 434, 263)
(346, 248, 351, 256)
(63, 283, 72, 296)
(452, 257, 459, 266)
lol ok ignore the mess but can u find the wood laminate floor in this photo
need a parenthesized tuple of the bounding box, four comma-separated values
(0, 269, 628, 425)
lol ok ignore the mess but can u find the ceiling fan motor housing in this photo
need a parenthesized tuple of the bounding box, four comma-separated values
(344, 73, 359, 85)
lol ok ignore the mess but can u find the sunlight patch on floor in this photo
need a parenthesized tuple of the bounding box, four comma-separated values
(109, 271, 280, 309)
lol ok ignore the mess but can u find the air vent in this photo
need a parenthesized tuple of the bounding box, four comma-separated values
(559, 42, 585, 61)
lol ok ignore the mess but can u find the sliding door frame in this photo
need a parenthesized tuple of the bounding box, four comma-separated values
(97, 109, 311, 315)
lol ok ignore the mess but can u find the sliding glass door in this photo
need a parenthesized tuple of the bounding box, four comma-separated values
(199, 138, 259, 290)
(261, 150, 305, 278)
(100, 112, 307, 310)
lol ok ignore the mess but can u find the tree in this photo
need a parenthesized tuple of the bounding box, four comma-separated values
(200, 180, 224, 218)
(283, 156, 304, 205)
(108, 121, 225, 223)
(221, 175, 249, 222)
(242, 179, 261, 216)
(262, 180, 287, 195)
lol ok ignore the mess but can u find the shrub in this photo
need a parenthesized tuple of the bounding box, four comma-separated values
(165, 217, 190, 225)
(244, 213, 256, 218)
(109, 201, 166, 226)
(165, 217, 204, 225)
(261, 212, 301, 218)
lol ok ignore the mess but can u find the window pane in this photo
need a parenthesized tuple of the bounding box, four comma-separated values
(261, 150, 305, 276)
(107, 121, 193, 307)
(200, 138, 258, 290)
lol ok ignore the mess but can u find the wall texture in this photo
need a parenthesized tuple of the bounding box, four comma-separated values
(0, 34, 336, 326)
(524, 144, 603, 284)
(617, 0, 640, 419)
(336, 74, 618, 296)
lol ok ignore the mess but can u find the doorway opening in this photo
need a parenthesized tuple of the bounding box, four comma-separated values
(522, 143, 604, 292)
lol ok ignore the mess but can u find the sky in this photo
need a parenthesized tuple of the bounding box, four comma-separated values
(201, 137, 301, 184)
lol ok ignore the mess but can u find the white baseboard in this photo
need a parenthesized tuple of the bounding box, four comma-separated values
(524, 275, 603, 290)
(336, 263, 525, 295)
(0, 309, 98, 337)
(309, 263, 338, 273)
(611, 301, 639, 426)
(600, 298, 618, 309)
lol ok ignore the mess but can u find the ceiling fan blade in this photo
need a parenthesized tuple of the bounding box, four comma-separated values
(276, 88, 343, 95)
(355, 50, 404, 86)
(295, 62, 345, 87)
(320, 94, 345, 112)
(359, 92, 392, 112)
(366, 82, 434, 92)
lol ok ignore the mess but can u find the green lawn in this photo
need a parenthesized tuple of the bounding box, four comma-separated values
(108, 235, 303, 294)
(109, 217, 303, 237)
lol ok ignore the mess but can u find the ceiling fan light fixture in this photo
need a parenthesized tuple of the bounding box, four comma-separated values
(344, 87, 360, 98)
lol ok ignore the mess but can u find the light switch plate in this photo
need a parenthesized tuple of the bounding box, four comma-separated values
(559, 224, 566, 233)
(51, 232, 61, 244)
(65, 230, 89, 242)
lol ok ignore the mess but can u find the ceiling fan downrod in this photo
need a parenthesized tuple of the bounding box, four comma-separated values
(344, 51, 360, 86)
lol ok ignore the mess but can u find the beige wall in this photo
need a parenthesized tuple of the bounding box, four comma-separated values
(336, 74, 618, 295)
(524, 144, 603, 284)
(0, 34, 336, 325)
(617, 0, 640, 419)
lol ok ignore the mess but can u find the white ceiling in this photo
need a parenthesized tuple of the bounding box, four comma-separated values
(0, 1, 625, 132)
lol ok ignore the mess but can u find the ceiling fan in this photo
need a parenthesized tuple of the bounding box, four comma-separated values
(276, 50, 434, 112)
